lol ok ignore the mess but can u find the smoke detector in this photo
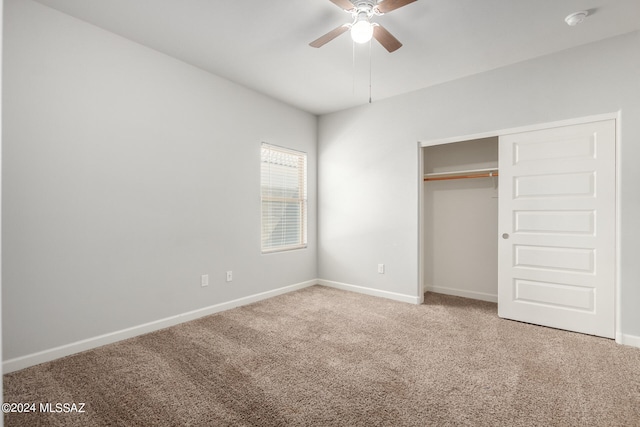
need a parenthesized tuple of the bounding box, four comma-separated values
(565, 11, 589, 26)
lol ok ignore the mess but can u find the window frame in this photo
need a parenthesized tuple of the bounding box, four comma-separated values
(260, 143, 308, 254)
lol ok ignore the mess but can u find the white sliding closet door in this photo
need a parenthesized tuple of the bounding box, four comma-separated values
(498, 119, 616, 338)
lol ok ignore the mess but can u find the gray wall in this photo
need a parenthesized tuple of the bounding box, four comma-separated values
(2, 0, 317, 360)
(318, 31, 640, 337)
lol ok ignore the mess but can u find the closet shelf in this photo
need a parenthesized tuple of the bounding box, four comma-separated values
(423, 167, 499, 182)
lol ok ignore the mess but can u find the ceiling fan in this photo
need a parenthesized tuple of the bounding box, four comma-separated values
(309, 0, 417, 53)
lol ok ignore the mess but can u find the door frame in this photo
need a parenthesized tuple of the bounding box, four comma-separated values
(418, 111, 622, 343)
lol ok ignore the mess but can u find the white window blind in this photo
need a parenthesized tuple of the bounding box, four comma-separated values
(261, 143, 307, 253)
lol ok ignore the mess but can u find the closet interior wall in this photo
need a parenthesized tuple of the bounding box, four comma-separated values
(423, 137, 499, 302)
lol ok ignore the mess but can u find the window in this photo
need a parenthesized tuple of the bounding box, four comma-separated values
(261, 143, 307, 253)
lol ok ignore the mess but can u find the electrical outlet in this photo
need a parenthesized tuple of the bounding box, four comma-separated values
(201, 274, 209, 287)
(378, 264, 385, 274)
(226, 271, 233, 282)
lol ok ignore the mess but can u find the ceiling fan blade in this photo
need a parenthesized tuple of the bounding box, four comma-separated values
(309, 24, 350, 48)
(329, 0, 356, 11)
(373, 24, 402, 52)
(375, 0, 417, 14)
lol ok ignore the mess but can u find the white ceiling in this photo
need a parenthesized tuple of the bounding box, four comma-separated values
(33, 0, 640, 115)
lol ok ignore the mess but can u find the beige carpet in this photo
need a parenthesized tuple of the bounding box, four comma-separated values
(4, 285, 640, 426)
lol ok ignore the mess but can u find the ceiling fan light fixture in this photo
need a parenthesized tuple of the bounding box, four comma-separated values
(310, 0, 413, 52)
(351, 18, 373, 43)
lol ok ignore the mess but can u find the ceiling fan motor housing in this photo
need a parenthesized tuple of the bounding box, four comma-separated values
(352, 1, 379, 18)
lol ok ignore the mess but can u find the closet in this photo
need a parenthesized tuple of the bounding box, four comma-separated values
(422, 137, 499, 302)
(420, 118, 617, 339)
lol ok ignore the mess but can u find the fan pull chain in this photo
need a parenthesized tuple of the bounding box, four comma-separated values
(352, 40, 356, 95)
(369, 38, 372, 104)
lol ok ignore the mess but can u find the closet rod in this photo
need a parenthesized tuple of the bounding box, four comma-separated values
(423, 171, 499, 182)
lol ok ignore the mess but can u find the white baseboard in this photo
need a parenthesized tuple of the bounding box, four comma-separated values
(8, 279, 633, 373)
(425, 285, 498, 303)
(318, 279, 422, 304)
(3, 280, 317, 374)
(616, 332, 640, 349)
